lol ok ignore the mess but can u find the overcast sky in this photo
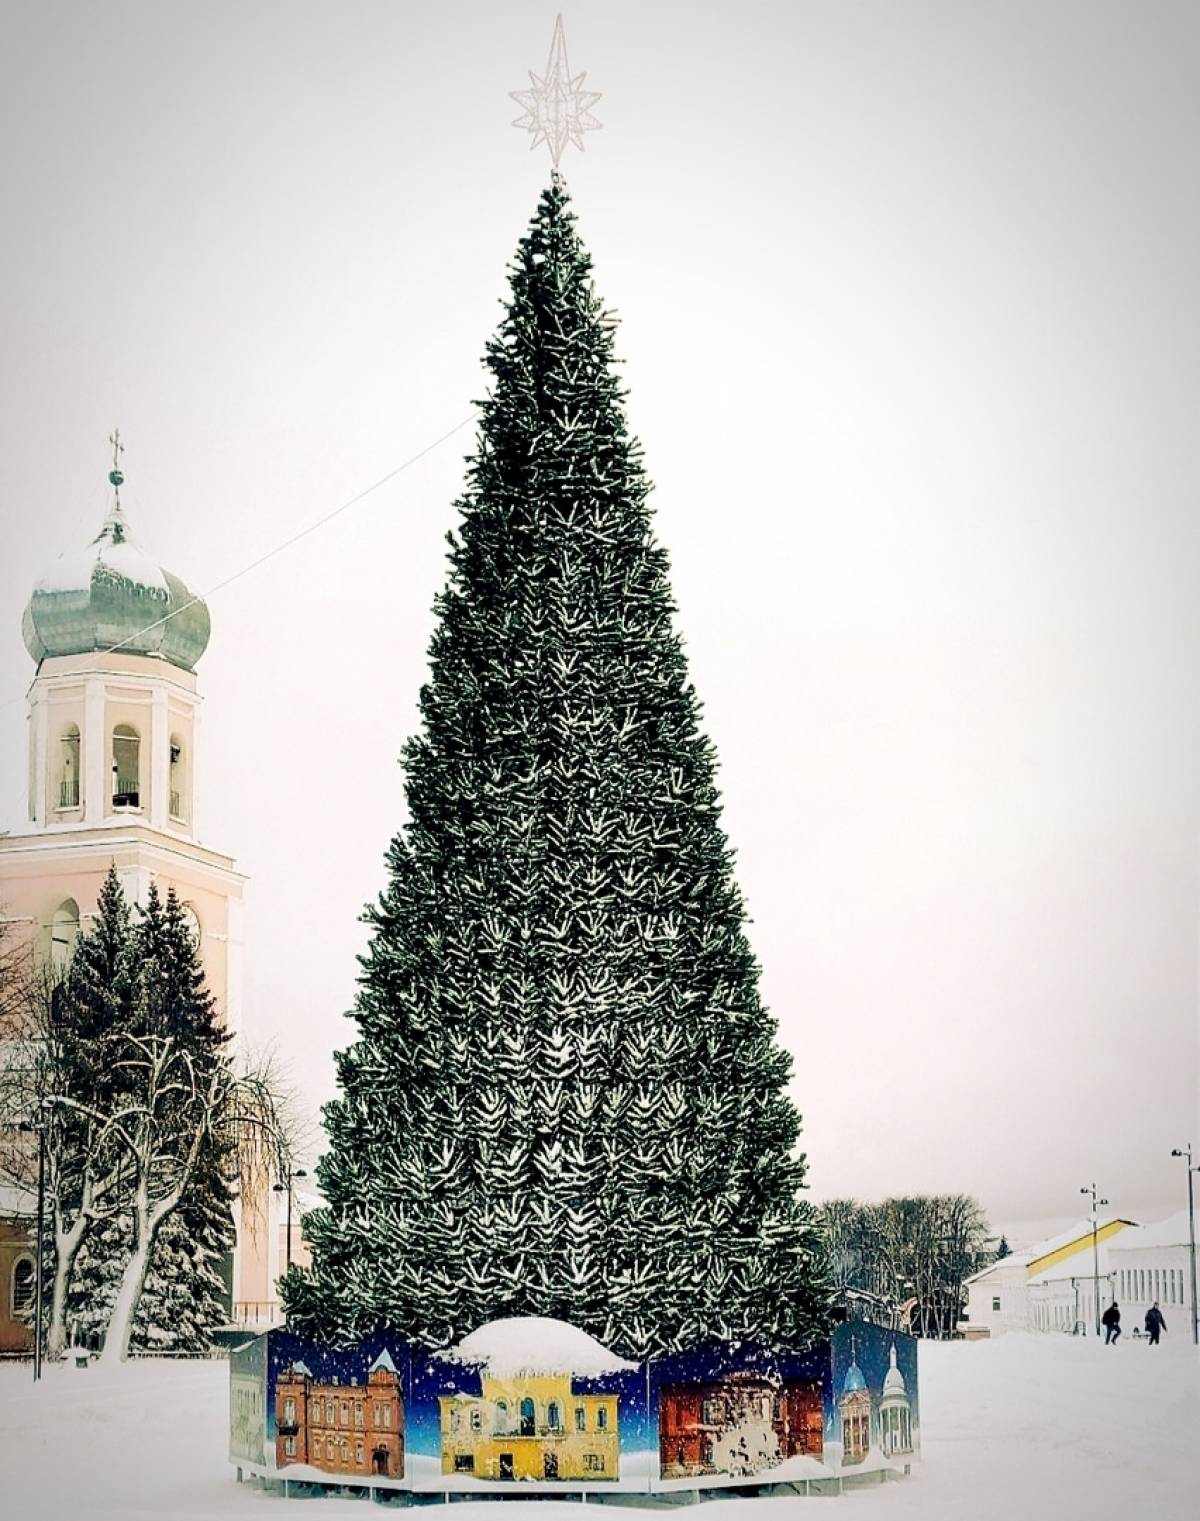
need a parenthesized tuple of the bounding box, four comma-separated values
(1, 1, 1197, 1246)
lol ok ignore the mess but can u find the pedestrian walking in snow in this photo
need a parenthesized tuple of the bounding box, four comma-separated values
(1144, 1303, 1166, 1345)
(1101, 1302, 1121, 1344)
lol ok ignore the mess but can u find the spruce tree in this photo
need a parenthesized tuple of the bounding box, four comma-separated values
(64, 877, 235, 1352)
(51, 866, 132, 1350)
(124, 883, 235, 1352)
(286, 180, 829, 1358)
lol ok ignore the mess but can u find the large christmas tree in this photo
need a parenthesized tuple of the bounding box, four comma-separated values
(286, 180, 828, 1357)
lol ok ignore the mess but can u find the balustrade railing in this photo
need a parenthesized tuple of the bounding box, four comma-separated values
(230, 1300, 286, 1330)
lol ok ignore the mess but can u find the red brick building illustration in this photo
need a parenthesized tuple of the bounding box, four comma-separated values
(659, 1372, 823, 1478)
(276, 1350, 404, 1478)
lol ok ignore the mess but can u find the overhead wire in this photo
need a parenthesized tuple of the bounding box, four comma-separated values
(0, 412, 476, 718)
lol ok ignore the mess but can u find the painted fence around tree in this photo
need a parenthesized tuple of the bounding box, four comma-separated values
(229, 1315, 918, 1497)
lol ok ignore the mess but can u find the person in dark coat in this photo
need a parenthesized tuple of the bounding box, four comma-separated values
(1145, 1302, 1166, 1345)
(1101, 1301, 1121, 1344)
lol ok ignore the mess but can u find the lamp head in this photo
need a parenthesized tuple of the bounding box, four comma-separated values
(272, 1183, 285, 1194)
(295, 1168, 308, 1180)
(1171, 1148, 1184, 1157)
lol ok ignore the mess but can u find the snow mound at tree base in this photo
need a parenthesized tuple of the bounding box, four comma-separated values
(447, 1316, 638, 1377)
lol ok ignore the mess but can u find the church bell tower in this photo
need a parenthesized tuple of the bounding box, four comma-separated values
(0, 436, 273, 1324)
(1, 434, 244, 994)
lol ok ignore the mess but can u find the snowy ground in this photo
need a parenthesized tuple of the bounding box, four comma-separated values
(0, 1334, 1195, 1521)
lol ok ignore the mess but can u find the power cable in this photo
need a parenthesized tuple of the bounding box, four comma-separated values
(0, 413, 476, 719)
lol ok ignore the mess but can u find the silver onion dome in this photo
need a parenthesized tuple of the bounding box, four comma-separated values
(23, 494, 210, 672)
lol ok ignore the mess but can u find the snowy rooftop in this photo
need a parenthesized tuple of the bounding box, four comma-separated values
(1025, 1217, 1136, 1270)
(964, 1250, 1034, 1285)
(447, 1316, 636, 1378)
(1107, 1209, 1192, 1252)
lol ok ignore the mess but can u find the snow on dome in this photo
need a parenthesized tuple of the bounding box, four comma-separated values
(34, 514, 169, 597)
(882, 1344, 907, 1396)
(290, 1359, 314, 1378)
(842, 1359, 866, 1394)
(370, 1348, 399, 1374)
(23, 499, 210, 671)
(447, 1316, 636, 1379)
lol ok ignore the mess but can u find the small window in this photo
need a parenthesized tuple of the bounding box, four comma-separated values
(470, 1409, 482, 1433)
(575, 1406, 586, 1432)
(169, 736, 187, 822)
(383, 1404, 391, 1430)
(50, 899, 80, 974)
(355, 1403, 364, 1429)
(546, 1401, 561, 1431)
(454, 1455, 475, 1473)
(58, 725, 81, 809)
(284, 1397, 296, 1423)
(284, 1436, 296, 1457)
(112, 725, 140, 807)
(11, 1256, 35, 1314)
(177, 900, 200, 949)
(355, 1441, 364, 1465)
(992, 1295, 1001, 1312)
(584, 1453, 605, 1473)
(597, 1406, 609, 1431)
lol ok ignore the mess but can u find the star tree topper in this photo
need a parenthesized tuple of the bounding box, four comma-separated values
(510, 14, 602, 167)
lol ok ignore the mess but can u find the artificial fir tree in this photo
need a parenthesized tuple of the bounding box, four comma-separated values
(286, 180, 829, 1357)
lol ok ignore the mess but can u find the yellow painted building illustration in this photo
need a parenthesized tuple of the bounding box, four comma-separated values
(439, 1371, 619, 1481)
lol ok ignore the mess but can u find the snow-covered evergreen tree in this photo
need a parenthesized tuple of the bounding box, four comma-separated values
(63, 876, 234, 1354)
(286, 180, 829, 1358)
(47, 866, 132, 1353)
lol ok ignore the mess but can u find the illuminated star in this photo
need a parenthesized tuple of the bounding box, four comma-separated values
(510, 14, 602, 168)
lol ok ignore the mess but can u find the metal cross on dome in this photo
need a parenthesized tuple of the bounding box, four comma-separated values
(510, 14, 602, 168)
(107, 427, 125, 494)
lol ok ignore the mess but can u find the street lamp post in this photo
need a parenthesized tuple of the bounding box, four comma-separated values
(1169, 1146, 1198, 1346)
(273, 1162, 308, 1276)
(33, 1111, 45, 1383)
(18, 1107, 47, 1383)
(1080, 1183, 1109, 1338)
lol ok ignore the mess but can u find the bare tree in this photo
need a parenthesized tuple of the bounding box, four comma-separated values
(1, 890, 302, 1363)
(817, 1193, 992, 1338)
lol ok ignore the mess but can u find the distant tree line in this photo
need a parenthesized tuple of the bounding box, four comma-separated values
(817, 1194, 994, 1339)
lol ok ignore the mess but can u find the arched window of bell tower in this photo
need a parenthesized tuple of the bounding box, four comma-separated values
(179, 902, 201, 950)
(112, 724, 141, 809)
(169, 735, 188, 824)
(50, 899, 80, 973)
(58, 724, 81, 811)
